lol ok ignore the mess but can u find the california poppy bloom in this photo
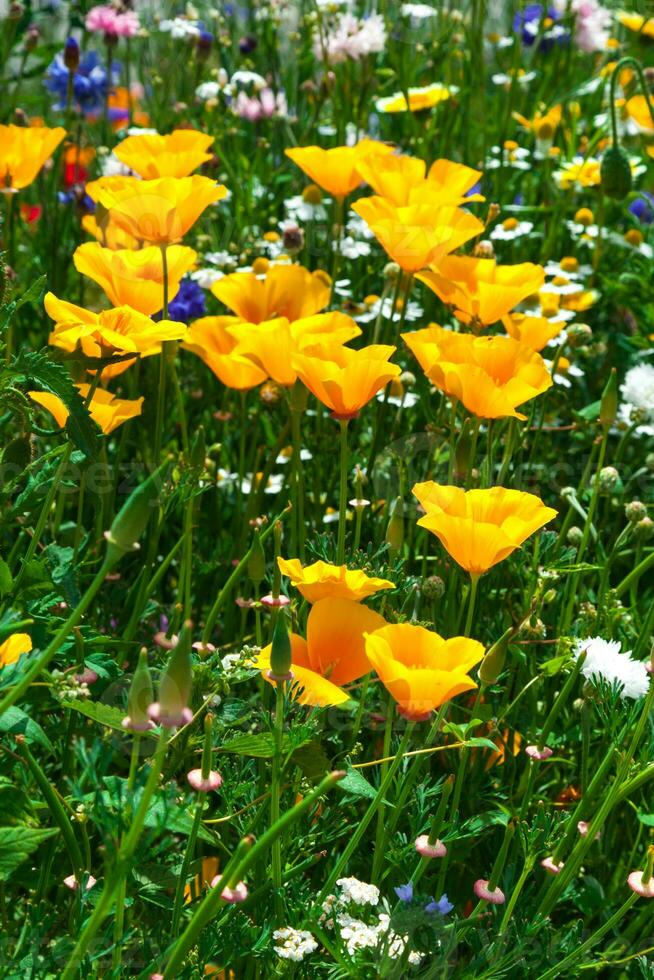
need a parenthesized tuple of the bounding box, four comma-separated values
(113, 129, 214, 178)
(402, 325, 552, 419)
(228, 313, 361, 388)
(73, 242, 198, 316)
(351, 198, 484, 273)
(212, 264, 331, 324)
(29, 384, 143, 435)
(292, 343, 401, 419)
(285, 140, 392, 199)
(364, 623, 484, 720)
(412, 483, 558, 575)
(45, 292, 187, 375)
(0, 633, 32, 668)
(0, 124, 66, 191)
(253, 597, 387, 705)
(356, 155, 484, 208)
(81, 212, 140, 250)
(182, 316, 268, 390)
(278, 557, 395, 603)
(416, 256, 544, 328)
(503, 312, 563, 352)
(376, 83, 454, 114)
(86, 175, 226, 244)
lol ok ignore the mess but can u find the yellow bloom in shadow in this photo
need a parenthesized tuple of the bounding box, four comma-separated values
(417, 256, 544, 328)
(113, 129, 214, 178)
(278, 557, 394, 603)
(0, 633, 32, 668)
(183, 316, 267, 390)
(81, 212, 140, 251)
(503, 313, 563, 352)
(364, 623, 484, 721)
(412, 482, 557, 575)
(351, 198, 483, 273)
(291, 343, 401, 418)
(285, 140, 392, 198)
(29, 385, 143, 435)
(86, 175, 226, 244)
(212, 265, 332, 324)
(402, 324, 552, 419)
(74, 243, 197, 316)
(0, 124, 66, 191)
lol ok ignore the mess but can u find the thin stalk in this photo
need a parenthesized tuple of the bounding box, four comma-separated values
(336, 419, 349, 564)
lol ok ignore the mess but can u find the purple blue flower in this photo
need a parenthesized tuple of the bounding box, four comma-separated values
(394, 882, 414, 902)
(166, 277, 206, 323)
(425, 893, 454, 915)
(514, 4, 567, 49)
(629, 192, 654, 225)
(45, 48, 120, 115)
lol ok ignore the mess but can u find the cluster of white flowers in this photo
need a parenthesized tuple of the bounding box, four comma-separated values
(319, 879, 425, 961)
(273, 926, 318, 962)
(401, 3, 437, 18)
(313, 12, 386, 63)
(159, 16, 201, 39)
(576, 637, 650, 700)
(620, 364, 654, 425)
(335, 876, 380, 906)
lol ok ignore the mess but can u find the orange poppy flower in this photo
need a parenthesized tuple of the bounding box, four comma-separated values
(416, 256, 544, 327)
(364, 623, 484, 720)
(502, 312, 562, 352)
(113, 129, 214, 178)
(402, 325, 552, 419)
(253, 597, 387, 704)
(278, 557, 395, 603)
(285, 140, 393, 199)
(29, 384, 143, 435)
(73, 243, 197, 316)
(355, 154, 484, 208)
(412, 483, 558, 575)
(0, 124, 66, 191)
(211, 264, 331, 324)
(182, 316, 267, 390)
(625, 95, 654, 133)
(291, 343, 401, 418)
(228, 313, 361, 388)
(350, 197, 484, 273)
(45, 292, 187, 375)
(0, 633, 32, 668)
(81, 212, 140, 250)
(86, 175, 226, 244)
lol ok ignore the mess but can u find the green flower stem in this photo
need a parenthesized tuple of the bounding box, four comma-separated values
(290, 404, 306, 562)
(152, 245, 170, 468)
(615, 549, 654, 598)
(17, 739, 85, 882)
(270, 680, 286, 924)
(408, 775, 453, 892)
(498, 856, 536, 936)
(162, 772, 344, 979)
(112, 735, 143, 971)
(385, 705, 448, 843)
(170, 803, 204, 937)
(463, 573, 480, 638)
(336, 418, 349, 565)
(61, 729, 168, 980)
(318, 722, 414, 904)
(0, 556, 113, 717)
(536, 654, 586, 752)
(123, 531, 187, 644)
(537, 894, 638, 980)
(371, 695, 395, 884)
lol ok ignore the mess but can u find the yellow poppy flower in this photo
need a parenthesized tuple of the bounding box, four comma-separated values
(278, 557, 394, 603)
(86, 175, 226, 244)
(0, 633, 32, 667)
(0, 124, 66, 191)
(81, 212, 141, 251)
(625, 95, 654, 133)
(29, 385, 143, 435)
(351, 197, 484, 273)
(228, 313, 361, 388)
(45, 292, 187, 375)
(285, 140, 393, 199)
(182, 316, 267, 390)
(417, 256, 545, 328)
(73, 243, 197, 316)
(412, 482, 557, 575)
(364, 623, 484, 720)
(356, 154, 484, 208)
(513, 105, 562, 134)
(212, 265, 332, 324)
(291, 343, 401, 419)
(402, 324, 552, 420)
(616, 12, 654, 39)
(502, 312, 563, 351)
(113, 129, 214, 178)
(375, 83, 453, 114)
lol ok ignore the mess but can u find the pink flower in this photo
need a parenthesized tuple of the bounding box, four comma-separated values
(541, 856, 564, 875)
(415, 834, 447, 859)
(210, 875, 248, 903)
(63, 873, 97, 891)
(261, 593, 291, 608)
(473, 879, 506, 904)
(627, 871, 654, 898)
(525, 745, 553, 761)
(147, 702, 193, 729)
(85, 5, 140, 38)
(187, 768, 223, 793)
(577, 821, 601, 840)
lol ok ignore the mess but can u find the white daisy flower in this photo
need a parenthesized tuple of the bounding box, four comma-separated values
(489, 219, 534, 241)
(576, 637, 650, 700)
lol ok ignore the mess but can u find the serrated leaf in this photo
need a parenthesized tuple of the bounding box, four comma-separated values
(220, 733, 276, 757)
(0, 826, 59, 881)
(0, 706, 53, 752)
(336, 767, 382, 802)
(43, 543, 81, 607)
(62, 699, 127, 732)
(0, 275, 47, 336)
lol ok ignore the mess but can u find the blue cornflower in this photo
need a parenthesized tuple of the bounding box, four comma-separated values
(425, 893, 454, 915)
(629, 192, 654, 225)
(166, 277, 206, 323)
(394, 882, 414, 902)
(514, 4, 567, 49)
(45, 49, 120, 115)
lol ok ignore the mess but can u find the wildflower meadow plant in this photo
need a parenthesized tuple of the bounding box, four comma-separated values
(0, 2, 653, 978)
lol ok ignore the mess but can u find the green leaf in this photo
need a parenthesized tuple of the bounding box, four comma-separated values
(43, 543, 81, 607)
(636, 810, 654, 827)
(336, 767, 385, 802)
(292, 741, 331, 780)
(0, 558, 12, 596)
(0, 276, 47, 337)
(0, 826, 59, 881)
(220, 733, 276, 757)
(12, 349, 102, 459)
(62, 699, 127, 732)
(0, 706, 53, 752)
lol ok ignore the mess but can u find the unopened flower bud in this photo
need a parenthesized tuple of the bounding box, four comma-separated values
(238, 34, 257, 54)
(566, 323, 592, 348)
(64, 37, 80, 71)
(385, 496, 404, 558)
(269, 610, 292, 681)
(625, 500, 647, 523)
(472, 239, 494, 258)
(105, 461, 169, 565)
(148, 621, 194, 729)
(635, 516, 654, 540)
(598, 466, 619, 493)
(122, 649, 155, 732)
(421, 575, 445, 600)
(384, 261, 400, 283)
(248, 528, 266, 587)
(283, 223, 304, 253)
